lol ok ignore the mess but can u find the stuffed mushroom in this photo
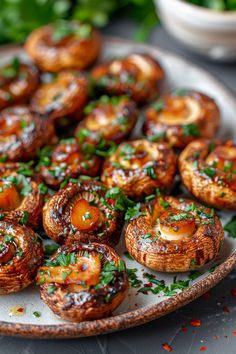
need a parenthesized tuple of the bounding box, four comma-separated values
(43, 180, 122, 245)
(91, 53, 165, 104)
(0, 105, 56, 161)
(101, 139, 177, 199)
(0, 221, 43, 294)
(75, 95, 138, 143)
(31, 71, 88, 121)
(125, 196, 224, 272)
(25, 21, 102, 72)
(0, 57, 39, 110)
(38, 138, 100, 189)
(36, 242, 128, 322)
(0, 171, 44, 229)
(144, 89, 220, 149)
(179, 139, 236, 209)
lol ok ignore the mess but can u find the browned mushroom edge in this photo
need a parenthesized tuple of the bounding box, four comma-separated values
(30, 71, 88, 120)
(179, 139, 236, 209)
(0, 105, 57, 162)
(38, 138, 101, 189)
(0, 172, 45, 229)
(143, 89, 220, 149)
(43, 180, 122, 246)
(25, 21, 102, 73)
(0, 57, 39, 110)
(36, 242, 128, 322)
(101, 139, 177, 199)
(75, 95, 138, 144)
(0, 221, 43, 294)
(91, 53, 165, 104)
(125, 195, 224, 272)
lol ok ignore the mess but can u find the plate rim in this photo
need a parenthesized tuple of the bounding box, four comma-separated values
(0, 36, 236, 338)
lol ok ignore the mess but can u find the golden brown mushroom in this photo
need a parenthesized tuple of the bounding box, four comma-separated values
(25, 21, 102, 72)
(0, 221, 43, 294)
(125, 196, 224, 272)
(179, 139, 236, 209)
(91, 53, 165, 104)
(36, 242, 128, 322)
(38, 138, 101, 189)
(101, 139, 177, 199)
(0, 171, 44, 229)
(143, 89, 220, 149)
(75, 95, 138, 143)
(31, 71, 88, 121)
(0, 105, 56, 162)
(43, 180, 122, 245)
(0, 57, 39, 110)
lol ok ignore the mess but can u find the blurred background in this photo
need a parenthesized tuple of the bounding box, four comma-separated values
(1, 0, 235, 45)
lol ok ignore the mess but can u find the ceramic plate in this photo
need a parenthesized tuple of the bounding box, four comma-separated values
(0, 37, 236, 338)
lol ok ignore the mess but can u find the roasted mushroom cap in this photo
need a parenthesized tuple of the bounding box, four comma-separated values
(0, 57, 39, 110)
(0, 221, 43, 294)
(91, 53, 165, 104)
(144, 89, 220, 149)
(0, 105, 56, 161)
(31, 71, 88, 120)
(179, 139, 236, 209)
(75, 95, 138, 143)
(36, 242, 128, 322)
(43, 180, 121, 245)
(39, 138, 101, 189)
(125, 196, 224, 272)
(0, 172, 44, 229)
(25, 21, 102, 72)
(101, 139, 177, 199)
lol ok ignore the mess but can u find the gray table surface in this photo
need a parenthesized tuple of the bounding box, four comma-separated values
(1, 18, 236, 354)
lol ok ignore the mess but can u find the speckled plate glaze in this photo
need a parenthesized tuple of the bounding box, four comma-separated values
(0, 37, 236, 338)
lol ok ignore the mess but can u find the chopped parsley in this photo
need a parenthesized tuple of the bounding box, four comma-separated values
(125, 203, 146, 221)
(145, 166, 157, 179)
(183, 123, 200, 137)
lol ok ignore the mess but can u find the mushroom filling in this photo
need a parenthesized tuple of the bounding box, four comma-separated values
(158, 96, 201, 125)
(206, 146, 236, 172)
(68, 192, 105, 232)
(38, 252, 101, 292)
(0, 235, 16, 264)
(114, 142, 160, 170)
(155, 208, 196, 241)
(0, 181, 22, 211)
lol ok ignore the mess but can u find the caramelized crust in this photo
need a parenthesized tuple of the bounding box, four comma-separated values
(0, 172, 44, 229)
(101, 139, 177, 199)
(31, 71, 88, 120)
(43, 180, 121, 245)
(0, 58, 39, 110)
(125, 196, 224, 272)
(144, 90, 220, 149)
(39, 138, 101, 189)
(75, 96, 138, 143)
(0, 222, 43, 294)
(91, 53, 165, 104)
(25, 21, 102, 72)
(37, 242, 128, 322)
(0, 105, 57, 161)
(179, 139, 236, 209)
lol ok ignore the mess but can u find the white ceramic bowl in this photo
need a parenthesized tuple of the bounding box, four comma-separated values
(155, 0, 236, 61)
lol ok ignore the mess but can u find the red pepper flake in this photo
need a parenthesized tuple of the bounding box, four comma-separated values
(17, 307, 24, 313)
(162, 343, 173, 352)
(232, 331, 236, 336)
(144, 282, 152, 288)
(200, 346, 207, 351)
(181, 326, 188, 332)
(231, 289, 236, 297)
(213, 335, 219, 340)
(223, 306, 230, 313)
(202, 291, 210, 300)
(190, 319, 201, 327)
